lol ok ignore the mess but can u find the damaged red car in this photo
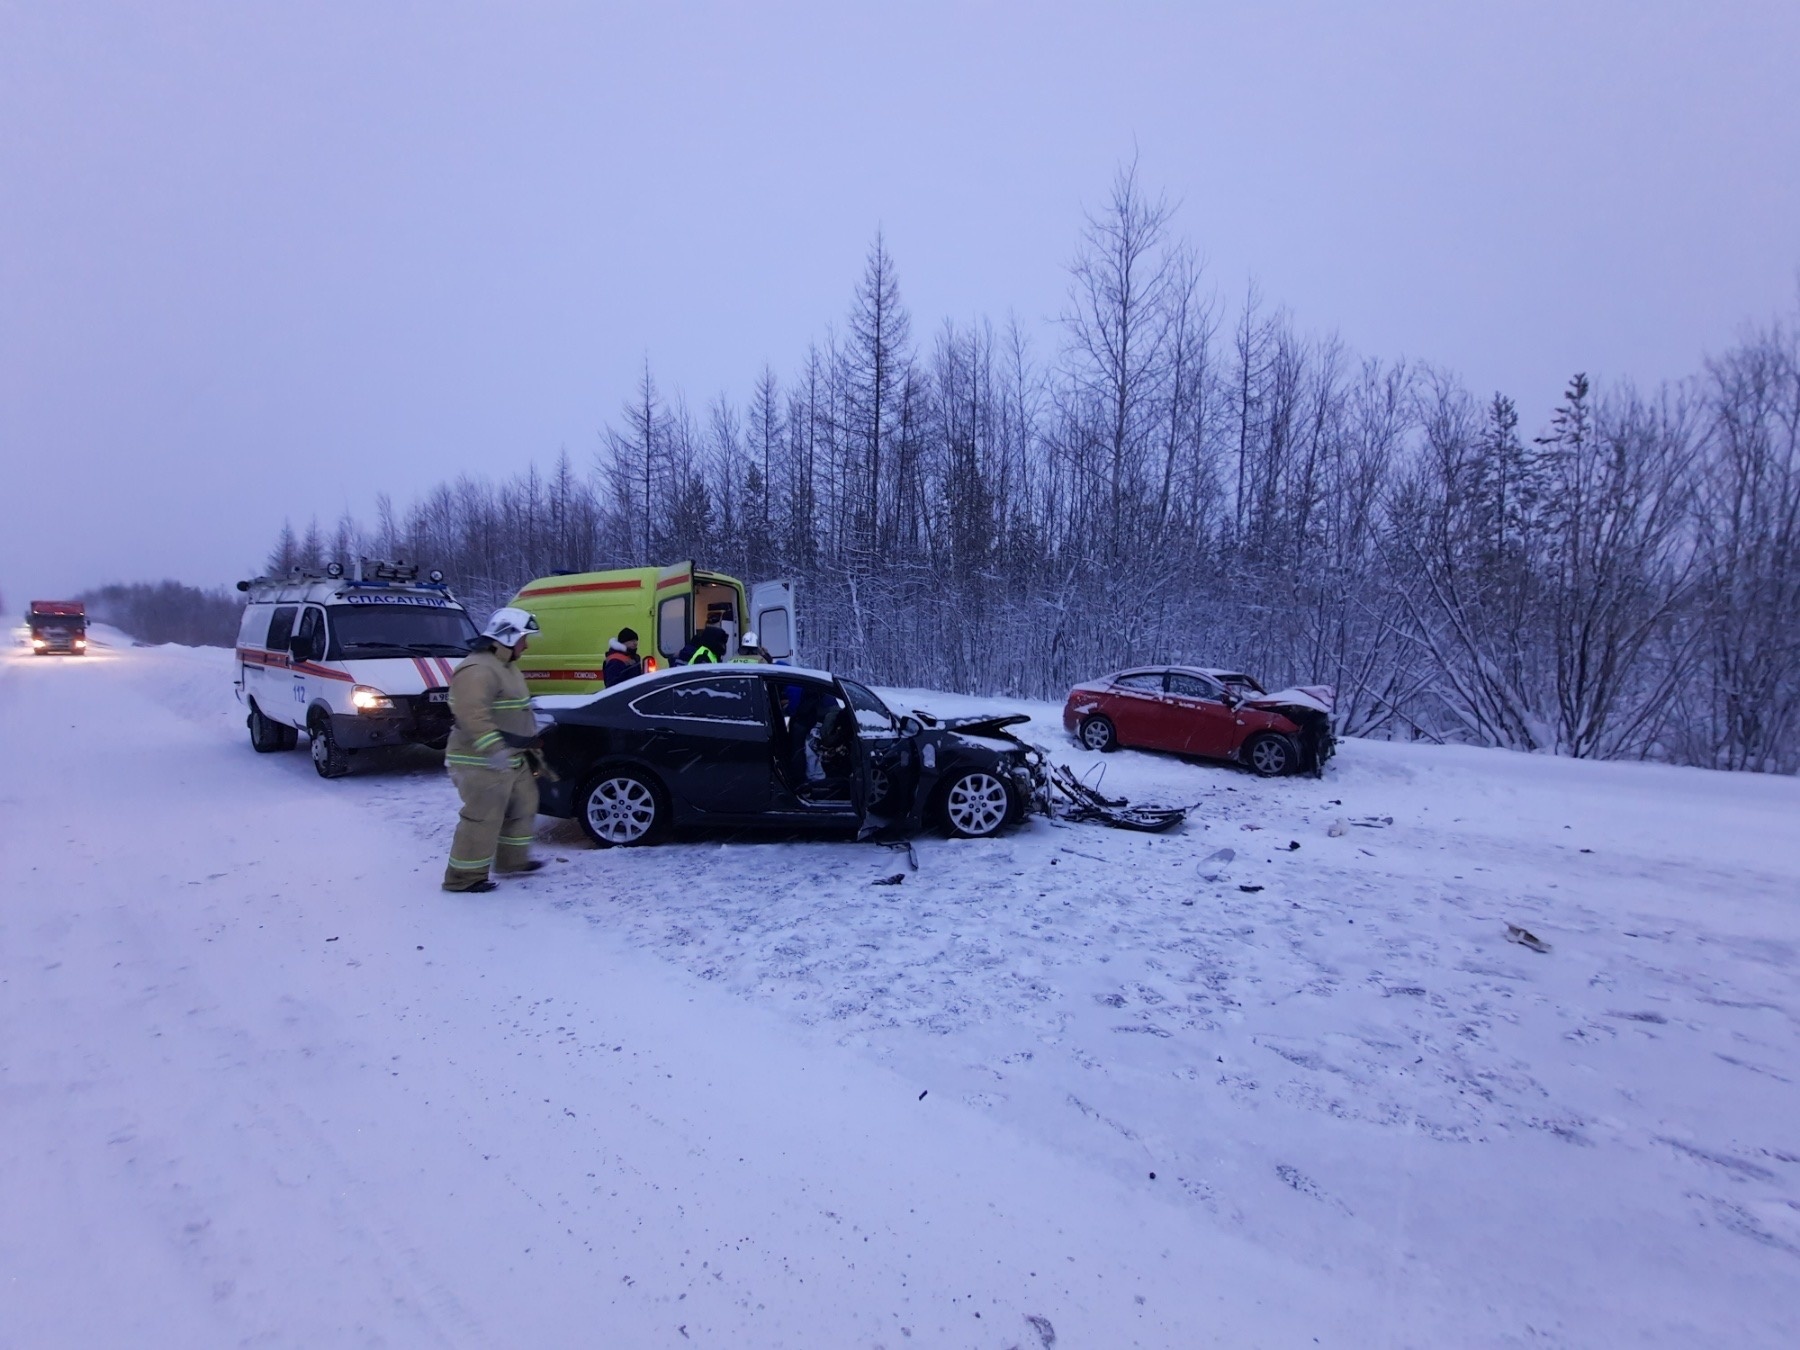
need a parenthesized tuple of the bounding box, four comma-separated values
(1062, 667, 1336, 776)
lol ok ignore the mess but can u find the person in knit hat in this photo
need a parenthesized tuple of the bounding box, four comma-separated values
(603, 627, 643, 688)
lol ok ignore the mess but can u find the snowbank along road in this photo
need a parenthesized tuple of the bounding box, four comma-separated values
(2, 629, 1798, 1348)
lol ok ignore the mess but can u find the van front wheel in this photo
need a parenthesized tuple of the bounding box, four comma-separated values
(309, 715, 350, 778)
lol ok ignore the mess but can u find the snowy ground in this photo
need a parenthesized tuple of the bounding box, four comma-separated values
(3, 627, 1798, 1348)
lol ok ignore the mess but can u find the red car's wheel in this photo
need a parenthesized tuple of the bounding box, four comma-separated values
(1078, 715, 1118, 752)
(1245, 732, 1295, 777)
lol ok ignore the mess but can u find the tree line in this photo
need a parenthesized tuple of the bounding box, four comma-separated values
(79, 581, 245, 648)
(265, 165, 1800, 774)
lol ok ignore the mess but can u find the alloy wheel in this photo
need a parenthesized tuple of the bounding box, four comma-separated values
(585, 775, 659, 845)
(945, 771, 1010, 837)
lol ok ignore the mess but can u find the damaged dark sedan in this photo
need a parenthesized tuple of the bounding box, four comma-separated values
(533, 665, 1050, 846)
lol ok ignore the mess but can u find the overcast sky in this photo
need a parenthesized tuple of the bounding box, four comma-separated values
(3, 1, 1797, 604)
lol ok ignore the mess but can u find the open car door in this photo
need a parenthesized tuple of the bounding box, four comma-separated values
(653, 561, 695, 668)
(750, 579, 797, 664)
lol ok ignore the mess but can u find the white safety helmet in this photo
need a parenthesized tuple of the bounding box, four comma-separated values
(740, 630, 760, 650)
(481, 606, 542, 646)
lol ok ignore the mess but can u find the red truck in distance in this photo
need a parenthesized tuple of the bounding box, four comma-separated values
(27, 600, 88, 655)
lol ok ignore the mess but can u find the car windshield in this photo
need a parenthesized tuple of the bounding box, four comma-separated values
(327, 604, 478, 658)
(1217, 673, 1266, 695)
(838, 679, 896, 733)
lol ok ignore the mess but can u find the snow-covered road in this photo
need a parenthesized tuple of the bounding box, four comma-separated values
(3, 633, 1798, 1347)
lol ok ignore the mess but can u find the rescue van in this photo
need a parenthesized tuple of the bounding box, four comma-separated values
(233, 560, 480, 777)
(508, 561, 796, 695)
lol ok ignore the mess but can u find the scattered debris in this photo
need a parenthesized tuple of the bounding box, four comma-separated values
(1506, 924, 1552, 953)
(1198, 847, 1235, 882)
(1025, 1313, 1057, 1348)
(1241, 822, 1263, 831)
(918, 1089, 928, 1101)
(1350, 816, 1394, 829)
(1286, 840, 1301, 851)
(1047, 763, 1188, 832)
(1059, 846, 1108, 863)
(1239, 884, 1265, 893)
(871, 874, 906, 887)
(1327, 819, 1347, 837)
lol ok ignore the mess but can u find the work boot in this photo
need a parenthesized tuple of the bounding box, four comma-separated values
(442, 867, 497, 893)
(496, 859, 547, 875)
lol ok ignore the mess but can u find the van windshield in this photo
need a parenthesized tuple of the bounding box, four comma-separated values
(326, 605, 478, 658)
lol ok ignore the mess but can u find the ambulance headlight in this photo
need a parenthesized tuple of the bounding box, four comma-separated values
(351, 684, 394, 712)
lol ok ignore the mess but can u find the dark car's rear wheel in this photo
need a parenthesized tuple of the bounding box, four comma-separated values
(1078, 715, 1118, 752)
(579, 768, 667, 847)
(1245, 732, 1296, 777)
(941, 770, 1013, 839)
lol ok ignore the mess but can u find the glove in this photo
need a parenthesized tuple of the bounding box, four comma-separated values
(526, 748, 560, 782)
(500, 730, 543, 751)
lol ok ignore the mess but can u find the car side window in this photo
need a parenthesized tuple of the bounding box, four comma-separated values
(1168, 673, 1224, 701)
(631, 677, 765, 726)
(265, 605, 298, 652)
(1113, 671, 1166, 693)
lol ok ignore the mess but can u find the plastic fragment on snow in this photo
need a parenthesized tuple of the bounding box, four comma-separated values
(871, 874, 906, 886)
(1327, 819, 1347, 837)
(1239, 884, 1265, 893)
(1506, 924, 1552, 953)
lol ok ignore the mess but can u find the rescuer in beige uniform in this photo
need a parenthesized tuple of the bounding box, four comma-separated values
(442, 606, 544, 893)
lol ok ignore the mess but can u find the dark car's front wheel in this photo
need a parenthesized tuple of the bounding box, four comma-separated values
(1078, 715, 1118, 752)
(579, 768, 667, 847)
(1245, 732, 1296, 777)
(941, 770, 1013, 839)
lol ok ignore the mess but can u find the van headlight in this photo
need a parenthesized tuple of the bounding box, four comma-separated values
(351, 685, 394, 712)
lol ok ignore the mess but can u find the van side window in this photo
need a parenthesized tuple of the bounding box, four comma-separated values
(265, 606, 299, 652)
(238, 605, 271, 648)
(295, 607, 324, 660)
(657, 595, 689, 660)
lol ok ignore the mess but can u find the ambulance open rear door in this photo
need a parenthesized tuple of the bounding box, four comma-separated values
(750, 579, 797, 664)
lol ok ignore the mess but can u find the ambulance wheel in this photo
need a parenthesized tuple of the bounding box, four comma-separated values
(1078, 715, 1118, 752)
(1245, 732, 1296, 778)
(248, 702, 295, 753)
(939, 770, 1013, 839)
(577, 768, 667, 848)
(308, 714, 350, 778)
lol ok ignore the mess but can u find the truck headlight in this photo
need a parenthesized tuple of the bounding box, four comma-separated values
(32, 638, 46, 649)
(351, 685, 394, 712)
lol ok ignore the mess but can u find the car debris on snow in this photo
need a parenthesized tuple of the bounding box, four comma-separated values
(1506, 923, 1552, 953)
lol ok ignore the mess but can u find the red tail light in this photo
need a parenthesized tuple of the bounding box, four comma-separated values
(644, 657, 659, 672)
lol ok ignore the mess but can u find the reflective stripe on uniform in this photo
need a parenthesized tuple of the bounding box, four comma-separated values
(448, 856, 493, 870)
(473, 730, 504, 750)
(491, 698, 532, 709)
(498, 835, 533, 846)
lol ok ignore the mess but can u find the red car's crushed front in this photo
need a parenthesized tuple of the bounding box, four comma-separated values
(1062, 666, 1335, 776)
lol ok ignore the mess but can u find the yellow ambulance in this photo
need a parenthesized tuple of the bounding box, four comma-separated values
(508, 562, 796, 695)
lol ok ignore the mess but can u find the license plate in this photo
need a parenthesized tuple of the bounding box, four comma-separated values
(428, 691, 448, 703)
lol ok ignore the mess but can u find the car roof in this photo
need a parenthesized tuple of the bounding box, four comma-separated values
(532, 661, 838, 713)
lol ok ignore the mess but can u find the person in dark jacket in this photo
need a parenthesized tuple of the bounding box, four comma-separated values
(602, 627, 643, 687)
(675, 625, 728, 666)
